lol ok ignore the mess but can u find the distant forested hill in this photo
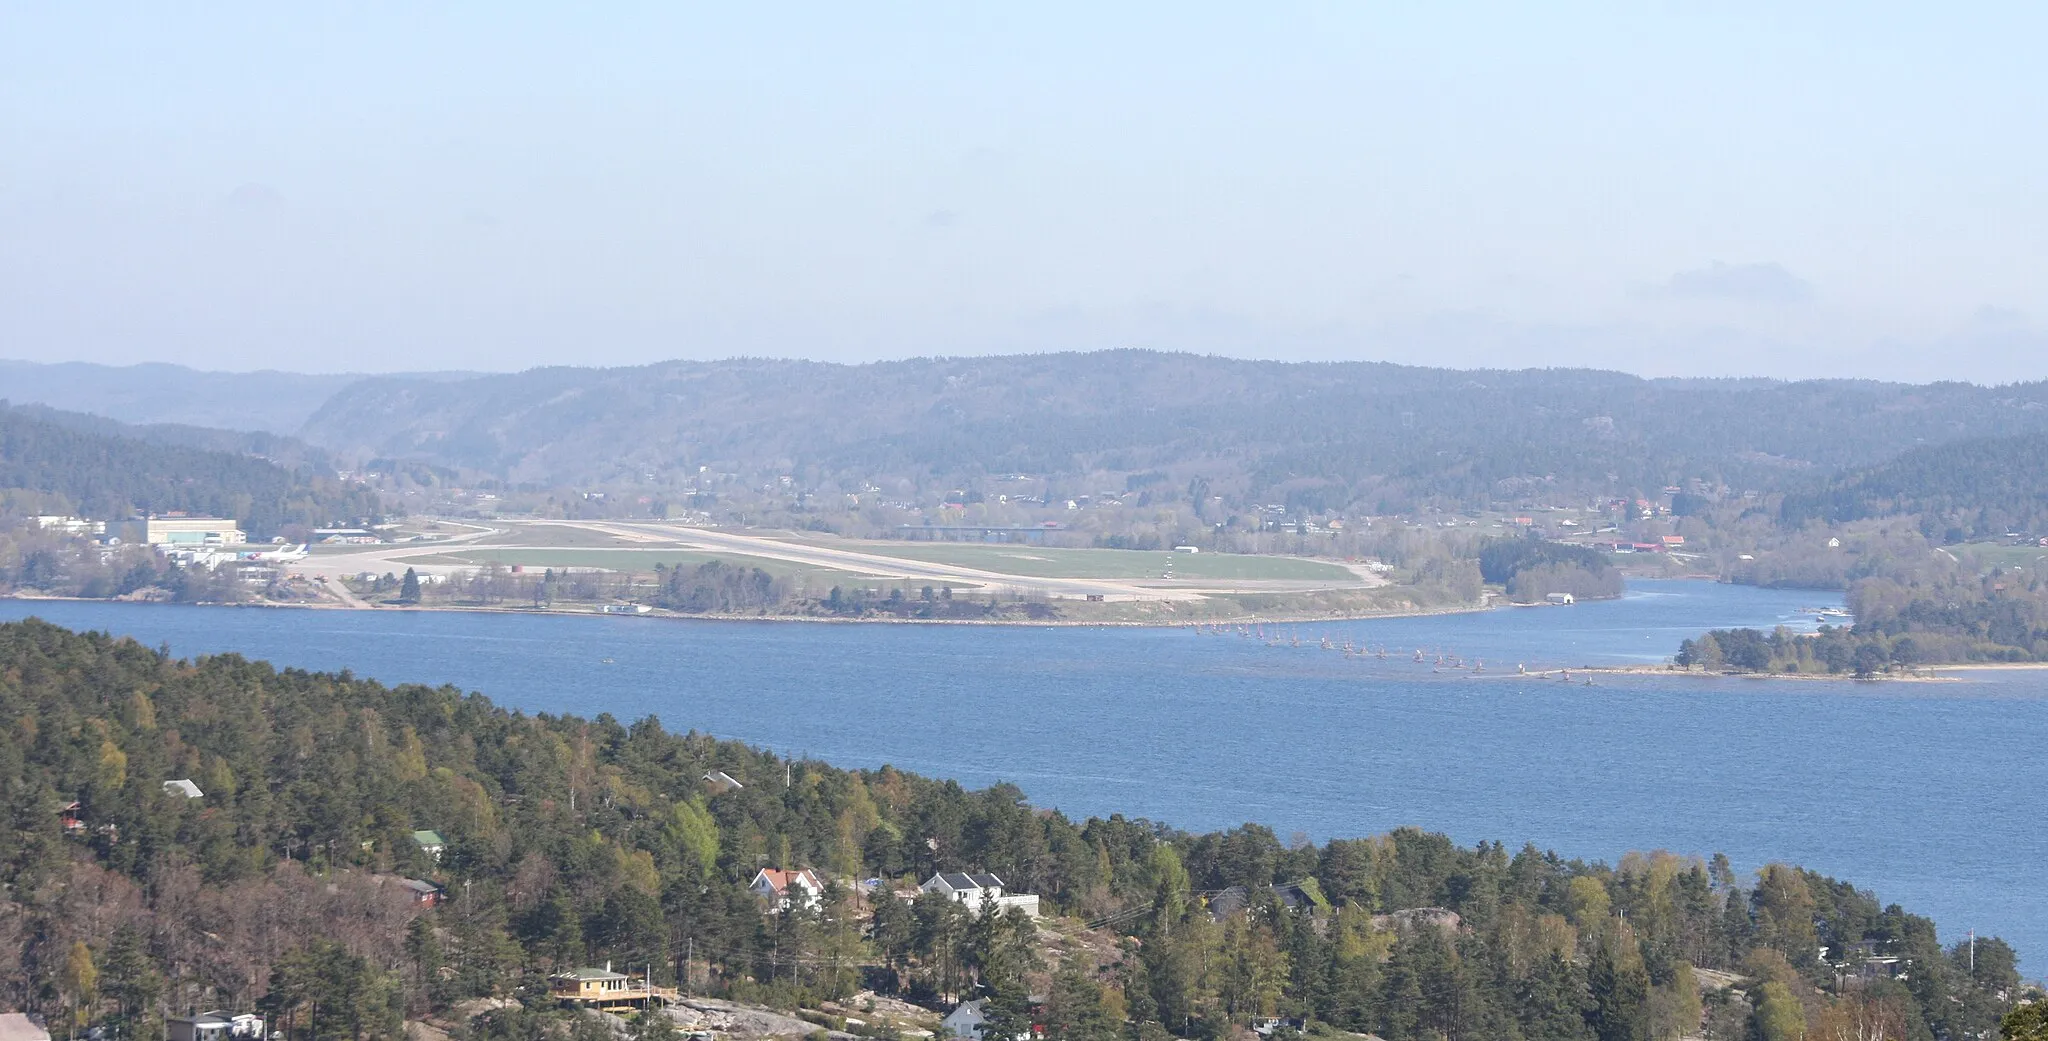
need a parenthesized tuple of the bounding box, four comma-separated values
(296, 352, 2048, 505)
(1779, 431, 2048, 537)
(0, 404, 384, 536)
(0, 360, 363, 432)
(15, 353, 2048, 513)
(8, 402, 344, 474)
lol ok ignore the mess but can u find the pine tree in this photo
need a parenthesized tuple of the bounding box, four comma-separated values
(1517, 952, 1593, 1041)
(399, 567, 422, 603)
(1046, 962, 1118, 1041)
(1377, 938, 1425, 1040)
(101, 927, 163, 1034)
(1587, 934, 1649, 1041)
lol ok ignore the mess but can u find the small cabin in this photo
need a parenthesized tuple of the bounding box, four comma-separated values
(167, 1012, 264, 1041)
(412, 830, 446, 861)
(549, 963, 671, 1010)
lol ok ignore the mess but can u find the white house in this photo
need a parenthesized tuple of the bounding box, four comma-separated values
(750, 868, 825, 911)
(921, 872, 1040, 917)
(941, 1000, 988, 1040)
(163, 779, 204, 799)
(167, 1012, 264, 1041)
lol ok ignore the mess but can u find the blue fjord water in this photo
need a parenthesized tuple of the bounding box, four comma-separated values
(4, 580, 2043, 971)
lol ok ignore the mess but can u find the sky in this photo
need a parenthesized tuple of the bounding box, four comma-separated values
(3, 4, 2045, 382)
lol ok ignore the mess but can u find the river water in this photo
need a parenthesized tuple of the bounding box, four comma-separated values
(4, 581, 2042, 971)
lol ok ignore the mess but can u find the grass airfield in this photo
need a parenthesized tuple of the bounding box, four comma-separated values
(297, 519, 1406, 620)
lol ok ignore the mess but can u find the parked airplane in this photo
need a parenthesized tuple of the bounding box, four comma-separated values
(241, 544, 309, 563)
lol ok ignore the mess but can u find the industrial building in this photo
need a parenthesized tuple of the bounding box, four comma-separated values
(113, 517, 247, 546)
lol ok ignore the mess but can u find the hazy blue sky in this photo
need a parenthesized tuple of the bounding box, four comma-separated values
(4, 4, 2044, 381)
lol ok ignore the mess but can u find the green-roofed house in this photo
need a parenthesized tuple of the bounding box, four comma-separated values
(411, 830, 446, 862)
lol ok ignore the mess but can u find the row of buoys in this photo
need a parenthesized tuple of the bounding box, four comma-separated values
(1184, 621, 1499, 671)
(1183, 620, 1596, 682)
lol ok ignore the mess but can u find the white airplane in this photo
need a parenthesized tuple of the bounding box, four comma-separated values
(242, 544, 310, 562)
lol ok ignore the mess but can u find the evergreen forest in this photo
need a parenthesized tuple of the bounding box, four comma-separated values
(0, 619, 2030, 1041)
(0, 405, 383, 539)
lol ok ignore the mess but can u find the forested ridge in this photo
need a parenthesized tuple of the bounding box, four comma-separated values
(15, 356, 2048, 524)
(9, 403, 347, 476)
(1779, 432, 2048, 538)
(0, 361, 366, 435)
(0, 404, 383, 538)
(0, 620, 2030, 1041)
(292, 353, 2048, 504)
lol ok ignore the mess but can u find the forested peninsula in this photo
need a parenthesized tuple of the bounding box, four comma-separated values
(2, 620, 2033, 1041)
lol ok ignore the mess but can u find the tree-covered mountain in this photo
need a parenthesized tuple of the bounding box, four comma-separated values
(296, 352, 2048, 506)
(0, 619, 2027, 1040)
(0, 404, 384, 537)
(16, 353, 2048, 518)
(8, 403, 345, 474)
(1779, 431, 2048, 538)
(0, 360, 364, 433)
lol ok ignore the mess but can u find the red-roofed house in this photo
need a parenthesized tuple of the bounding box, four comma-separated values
(749, 868, 825, 911)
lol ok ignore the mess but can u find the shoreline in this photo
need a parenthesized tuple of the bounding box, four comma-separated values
(1557, 662, 2048, 684)
(17, 591, 2026, 686)
(0, 590, 1504, 629)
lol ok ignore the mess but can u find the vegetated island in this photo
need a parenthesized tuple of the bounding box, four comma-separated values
(1663, 533, 2048, 682)
(1, 618, 2035, 1041)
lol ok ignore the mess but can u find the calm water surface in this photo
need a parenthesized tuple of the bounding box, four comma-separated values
(5, 581, 2042, 971)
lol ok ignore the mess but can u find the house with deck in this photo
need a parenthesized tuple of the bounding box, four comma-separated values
(550, 963, 675, 1011)
(921, 872, 1040, 917)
